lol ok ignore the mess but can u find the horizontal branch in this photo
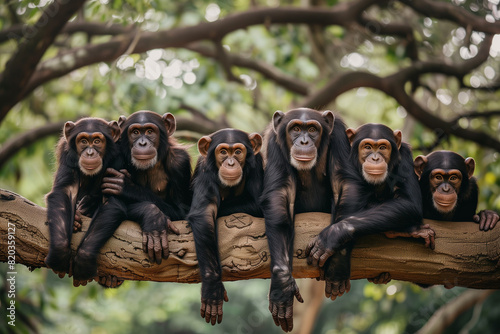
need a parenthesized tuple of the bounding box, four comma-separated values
(1, 189, 499, 288)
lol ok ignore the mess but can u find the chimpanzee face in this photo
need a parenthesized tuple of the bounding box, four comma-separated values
(128, 123, 160, 170)
(198, 130, 262, 187)
(64, 119, 120, 176)
(272, 109, 334, 171)
(346, 124, 401, 185)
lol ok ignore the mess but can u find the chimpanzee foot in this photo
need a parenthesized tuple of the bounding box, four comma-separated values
(325, 279, 351, 301)
(72, 249, 97, 286)
(368, 272, 392, 284)
(44, 248, 71, 278)
(97, 274, 124, 288)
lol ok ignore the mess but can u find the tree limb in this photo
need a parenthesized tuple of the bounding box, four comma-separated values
(0, 121, 66, 170)
(416, 289, 496, 334)
(1, 189, 500, 287)
(0, 0, 87, 124)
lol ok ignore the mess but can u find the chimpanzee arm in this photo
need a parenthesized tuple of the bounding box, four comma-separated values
(261, 141, 303, 333)
(188, 170, 228, 326)
(72, 196, 127, 285)
(308, 144, 422, 266)
(45, 162, 80, 275)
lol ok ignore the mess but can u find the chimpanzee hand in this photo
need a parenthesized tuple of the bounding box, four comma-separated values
(384, 224, 436, 250)
(305, 222, 354, 267)
(141, 204, 180, 264)
(268, 276, 303, 332)
(474, 210, 499, 231)
(97, 274, 124, 288)
(102, 168, 132, 196)
(368, 272, 392, 285)
(200, 280, 229, 325)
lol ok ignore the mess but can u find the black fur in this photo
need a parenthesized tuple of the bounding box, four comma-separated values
(188, 128, 264, 324)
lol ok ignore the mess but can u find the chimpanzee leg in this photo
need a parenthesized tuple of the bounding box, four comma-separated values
(72, 197, 127, 285)
(323, 241, 353, 301)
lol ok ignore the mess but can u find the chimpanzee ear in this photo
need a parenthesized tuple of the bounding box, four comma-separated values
(118, 115, 127, 128)
(272, 110, 285, 134)
(345, 128, 356, 145)
(108, 121, 121, 142)
(393, 130, 402, 149)
(413, 155, 428, 179)
(465, 157, 475, 179)
(64, 121, 76, 142)
(248, 133, 263, 155)
(322, 110, 335, 135)
(162, 113, 176, 136)
(197, 136, 212, 157)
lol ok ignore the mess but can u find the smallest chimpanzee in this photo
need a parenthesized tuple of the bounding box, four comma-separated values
(188, 129, 263, 326)
(414, 150, 499, 230)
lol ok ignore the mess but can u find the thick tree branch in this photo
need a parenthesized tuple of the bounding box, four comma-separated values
(416, 290, 496, 334)
(0, 0, 87, 124)
(0, 121, 66, 170)
(1, 189, 500, 287)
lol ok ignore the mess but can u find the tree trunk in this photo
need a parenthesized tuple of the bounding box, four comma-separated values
(1, 189, 499, 288)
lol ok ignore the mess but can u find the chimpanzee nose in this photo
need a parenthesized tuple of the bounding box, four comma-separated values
(300, 136, 309, 145)
(86, 148, 94, 156)
(227, 158, 235, 167)
(372, 154, 380, 162)
(139, 138, 147, 146)
(442, 184, 450, 192)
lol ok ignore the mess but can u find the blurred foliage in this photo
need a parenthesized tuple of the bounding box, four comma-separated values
(1, 0, 500, 333)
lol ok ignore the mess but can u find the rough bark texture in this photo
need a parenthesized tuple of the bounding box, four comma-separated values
(1, 189, 499, 288)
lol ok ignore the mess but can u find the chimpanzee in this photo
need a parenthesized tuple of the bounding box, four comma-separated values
(414, 150, 499, 230)
(101, 110, 192, 265)
(188, 128, 264, 326)
(306, 123, 427, 301)
(261, 108, 350, 332)
(45, 118, 120, 278)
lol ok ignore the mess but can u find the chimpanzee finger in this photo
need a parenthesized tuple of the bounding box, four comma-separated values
(318, 250, 333, 267)
(325, 281, 332, 298)
(217, 302, 223, 324)
(200, 299, 207, 318)
(305, 239, 315, 257)
(309, 248, 323, 267)
(491, 214, 499, 230)
(210, 302, 217, 325)
(205, 303, 212, 323)
(346, 279, 351, 293)
(119, 169, 132, 178)
(147, 234, 155, 262)
(142, 233, 148, 254)
(167, 218, 180, 235)
(285, 303, 294, 332)
(294, 285, 304, 303)
(153, 230, 162, 264)
(270, 302, 280, 327)
(278, 304, 287, 332)
(224, 289, 229, 302)
(105, 168, 122, 177)
(160, 229, 169, 260)
(473, 214, 480, 224)
(484, 211, 495, 231)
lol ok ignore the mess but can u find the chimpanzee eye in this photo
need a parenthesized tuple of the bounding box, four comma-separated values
(235, 149, 242, 155)
(450, 175, 458, 181)
(435, 175, 443, 180)
(379, 145, 387, 150)
(364, 144, 371, 150)
(308, 127, 317, 133)
(293, 126, 300, 132)
(93, 139, 101, 145)
(220, 149, 227, 155)
(81, 139, 88, 145)
(133, 129, 140, 135)
(147, 129, 153, 135)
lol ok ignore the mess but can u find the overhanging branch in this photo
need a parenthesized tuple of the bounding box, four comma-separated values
(1, 189, 499, 288)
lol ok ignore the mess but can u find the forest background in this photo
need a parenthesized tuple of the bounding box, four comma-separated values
(1, 0, 500, 333)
